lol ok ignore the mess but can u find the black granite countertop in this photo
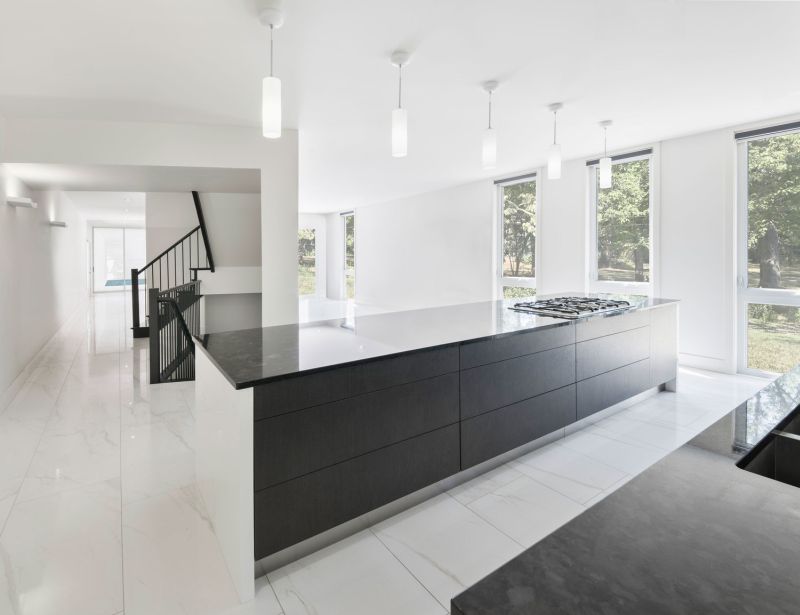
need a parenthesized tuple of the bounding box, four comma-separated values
(451, 366, 800, 615)
(197, 294, 678, 389)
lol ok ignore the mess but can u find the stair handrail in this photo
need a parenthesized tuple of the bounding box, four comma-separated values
(137, 225, 200, 274)
(192, 191, 215, 273)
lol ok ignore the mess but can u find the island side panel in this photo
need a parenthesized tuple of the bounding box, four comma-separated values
(195, 348, 255, 603)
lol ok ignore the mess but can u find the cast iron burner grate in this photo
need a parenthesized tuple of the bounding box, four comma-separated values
(510, 297, 631, 319)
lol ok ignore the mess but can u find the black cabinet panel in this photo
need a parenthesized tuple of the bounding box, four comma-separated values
(576, 326, 650, 381)
(576, 359, 651, 420)
(254, 373, 459, 489)
(254, 345, 459, 420)
(461, 385, 576, 469)
(650, 304, 678, 387)
(254, 369, 350, 420)
(349, 345, 459, 396)
(460, 325, 575, 370)
(574, 309, 650, 342)
(254, 424, 460, 559)
(460, 345, 576, 419)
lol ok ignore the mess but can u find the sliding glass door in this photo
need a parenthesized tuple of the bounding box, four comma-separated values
(737, 126, 800, 375)
(92, 227, 146, 293)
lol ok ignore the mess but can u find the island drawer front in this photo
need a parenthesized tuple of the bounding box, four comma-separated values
(459, 325, 575, 370)
(574, 308, 650, 342)
(650, 304, 678, 387)
(461, 385, 576, 469)
(253, 345, 459, 420)
(254, 373, 460, 489)
(576, 358, 651, 420)
(575, 326, 650, 381)
(460, 345, 576, 419)
(254, 424, 460, 559)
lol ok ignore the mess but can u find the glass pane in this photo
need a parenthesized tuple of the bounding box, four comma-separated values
(502, 181, 536, 278)
(503, 286, 536, 299)
(747, 303, 800, 373)
(747, 133, 800, 289)
(124, 227, 146, 281)
(93, 228, 125, 292)
(596, 159, 650, 282)
(344, 214, 355, 299)
(298, 228, 316, 296)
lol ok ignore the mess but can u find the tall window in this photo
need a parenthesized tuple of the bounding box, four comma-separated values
(589, 152, 653, 290)
(498, 176, 537, 299)
(298, 228, 316, 296)
(343, 212, 355, 300)
(737, 124, 800, 374)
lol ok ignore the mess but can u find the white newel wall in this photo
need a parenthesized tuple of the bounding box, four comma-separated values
(195, 349, 255, 602)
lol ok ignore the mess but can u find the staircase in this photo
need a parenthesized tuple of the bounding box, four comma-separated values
(130, 191, 214, 384)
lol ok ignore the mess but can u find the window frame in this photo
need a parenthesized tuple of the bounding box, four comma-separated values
(586, 150, 656, 295)
(341, 211, 356, 300)
(735, 129, 800, 376)
(496, 173, 539, 298)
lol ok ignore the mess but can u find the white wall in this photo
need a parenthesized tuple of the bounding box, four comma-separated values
(2, 118, 298, 326)
(145, 192, 197, 262)
(0, 168, 84, 401)
(350, 180, 495, 311)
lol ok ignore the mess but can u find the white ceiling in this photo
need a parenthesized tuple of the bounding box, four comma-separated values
(2, 0, 800, 213)
(63, 191, 146, 224)
(5, 164, 260, 193)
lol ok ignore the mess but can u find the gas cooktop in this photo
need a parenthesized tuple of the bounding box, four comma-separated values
(510, 297, 632, 319)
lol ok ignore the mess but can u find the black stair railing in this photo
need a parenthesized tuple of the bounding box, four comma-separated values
(148, 282, 202, 384)
(131, 191, 214, 338)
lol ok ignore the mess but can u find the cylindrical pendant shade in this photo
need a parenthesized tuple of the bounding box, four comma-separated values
(262, 76, 282, 139)
(547, 143, 562, 180)
(392, 108, 408, 158)
(599, 156, 613, 189)
(482, 128, 497, 169)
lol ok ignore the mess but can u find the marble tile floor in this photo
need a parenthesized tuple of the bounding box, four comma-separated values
(0, 293, 769, 615)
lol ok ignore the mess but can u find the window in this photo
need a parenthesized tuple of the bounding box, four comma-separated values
(588, 152, 653, 290)
(298, 228, 316, 296)
(497, 175, 537, 298)
(737, 123, 800, 374)
(343, 212, 355, 300)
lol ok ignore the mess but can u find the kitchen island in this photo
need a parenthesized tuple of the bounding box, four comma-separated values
(451, 364, 800, 615)
(194, 295, 678, 602)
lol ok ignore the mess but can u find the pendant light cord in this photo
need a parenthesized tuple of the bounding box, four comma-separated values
(269, 25, 274, 77)
(603, 126, 608, 157)
(553, 109, 558, 145)
(488, 91, 493, 130)
(397, 64, 403, 109)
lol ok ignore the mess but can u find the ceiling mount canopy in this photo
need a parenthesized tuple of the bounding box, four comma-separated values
(259, 0, 284, 139)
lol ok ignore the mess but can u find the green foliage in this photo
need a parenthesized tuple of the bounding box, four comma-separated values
(344, 214, 355, 299)
(748, 303, 800, 373)
(503, 286, 536, 299)
(502, 181, 536, 278)
(596, 160, 650, 282)
(747, 133, 800, 286)
(298, 229, 316, 295)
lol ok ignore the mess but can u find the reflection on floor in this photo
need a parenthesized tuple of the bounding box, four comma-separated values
(0, 293, 768, 615)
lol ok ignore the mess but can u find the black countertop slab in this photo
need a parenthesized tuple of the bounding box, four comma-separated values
(197, 294, 677, 389)
(451, 366, 800, 615)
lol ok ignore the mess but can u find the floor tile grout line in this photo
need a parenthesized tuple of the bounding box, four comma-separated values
(441, 490, 526, 549)
(368, 526, 450, 614)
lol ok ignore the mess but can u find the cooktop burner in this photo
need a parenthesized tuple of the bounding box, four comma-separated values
(510, 297, 632, 319)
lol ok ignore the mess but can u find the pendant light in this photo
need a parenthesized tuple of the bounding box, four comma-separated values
(390, 51, 410, 158)
(482, 81, 498, 170)
(547, 102, 563, 180)
(599, 120, 613, 189)
(260, 4, 284, 139)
